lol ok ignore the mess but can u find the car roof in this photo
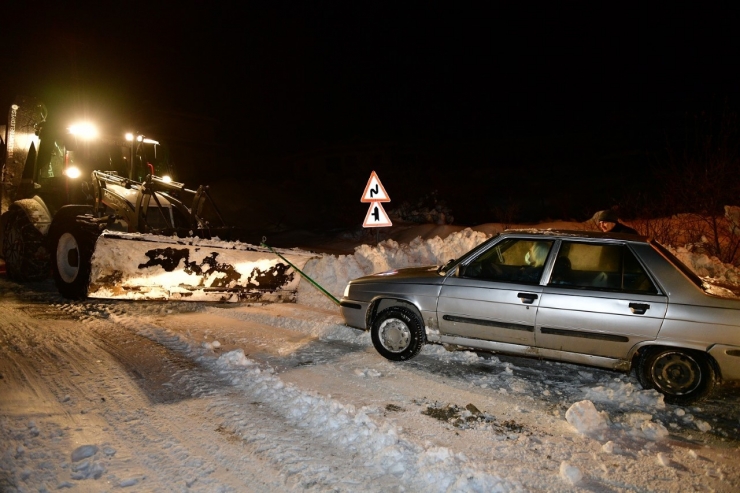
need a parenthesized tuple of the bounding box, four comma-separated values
(501, 228, 649, 243)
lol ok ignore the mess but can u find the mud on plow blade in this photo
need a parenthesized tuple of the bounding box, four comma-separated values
(87, 232, 317, 302)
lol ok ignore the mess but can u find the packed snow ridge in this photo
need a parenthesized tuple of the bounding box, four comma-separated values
(296, 227, 740, 310)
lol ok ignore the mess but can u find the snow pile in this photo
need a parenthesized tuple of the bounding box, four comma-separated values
(581, 378, 665, 409)
(639, 420, 670, 440)
(298, 228, 489, 307)
(559, 461, 583, 485)
(421, 344, 491, 365)
(601, 441, 620, 454)
(656, 452, 671, 467)
(614, 412, 668, 440)
(669, 246, 740, 288)
(565, 400, 608, 435)
(298, 226, 740, 308)
(695, 420, 712, 432)
(354, 368, 382, 378)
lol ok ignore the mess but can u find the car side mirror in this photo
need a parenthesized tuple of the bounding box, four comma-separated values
(438, 258, 456, 275)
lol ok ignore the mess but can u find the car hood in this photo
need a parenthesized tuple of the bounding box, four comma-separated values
(350, 265, 446, 285)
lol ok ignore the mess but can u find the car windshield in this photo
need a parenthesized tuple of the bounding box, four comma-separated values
(460, 237, 554, 284)
(437, 235, 501, 275)
(650, 240, 704, 288)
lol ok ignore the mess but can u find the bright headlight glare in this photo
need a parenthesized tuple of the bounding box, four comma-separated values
(68, 123, 98, 140)
(343, 284, 351, 298)
(162, 175, 172, 183)
(64, 166, 82, 179)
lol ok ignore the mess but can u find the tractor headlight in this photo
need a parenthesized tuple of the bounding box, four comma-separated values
(68, 122, 98, 140)
(64, 166, 82, 179)
(343, 283, 351, 298)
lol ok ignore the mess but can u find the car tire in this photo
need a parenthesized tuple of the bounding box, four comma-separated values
(637, 347, 716, 405)
(50, 218, 97, 300)
(371, 306, 425, 361)
(2, 208, 50, 281)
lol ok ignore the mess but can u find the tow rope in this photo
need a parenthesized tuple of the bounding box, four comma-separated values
(261, 238, 340, 305)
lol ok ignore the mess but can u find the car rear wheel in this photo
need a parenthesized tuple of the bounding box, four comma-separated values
(371, 307, 425, 361)
(637, 347, 715, 405)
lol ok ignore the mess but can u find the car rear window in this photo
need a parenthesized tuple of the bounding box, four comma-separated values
(650, 240, 704, 288)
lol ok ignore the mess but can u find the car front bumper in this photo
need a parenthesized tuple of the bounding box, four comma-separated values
(340, 298, 370, 330)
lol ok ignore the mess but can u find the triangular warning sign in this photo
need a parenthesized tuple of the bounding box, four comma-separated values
(361, 171, 390, 203)
(363, 202, 392, 227)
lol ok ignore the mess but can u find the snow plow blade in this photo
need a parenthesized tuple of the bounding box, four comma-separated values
(87, 232, 317, 302)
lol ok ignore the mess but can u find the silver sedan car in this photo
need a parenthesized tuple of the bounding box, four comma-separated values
(340, 230, 740, 404)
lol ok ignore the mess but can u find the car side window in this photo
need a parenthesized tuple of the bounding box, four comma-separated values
(462, 238, 554, 284)
(549, 242, 658, 294)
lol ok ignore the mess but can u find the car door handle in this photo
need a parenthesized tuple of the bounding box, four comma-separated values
(518, 293, 538, 304)
(629, 302, 650, 315)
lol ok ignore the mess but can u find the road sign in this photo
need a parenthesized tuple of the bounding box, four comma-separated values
(361, 170, 390, 203)
(363, 202, 392, 227)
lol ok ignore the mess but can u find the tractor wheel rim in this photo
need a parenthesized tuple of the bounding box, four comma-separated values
(57, 233, 80, 283)
(7, 228, 22, 264)
(378, 318, 411, 353)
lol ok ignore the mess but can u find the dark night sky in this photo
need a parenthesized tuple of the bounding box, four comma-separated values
(3, 3, 740, 227)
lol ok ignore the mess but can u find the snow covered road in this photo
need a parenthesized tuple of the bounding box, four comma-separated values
(2, 275, 739, 492)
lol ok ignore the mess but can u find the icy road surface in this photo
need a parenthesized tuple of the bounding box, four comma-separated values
(1, 278, 739, 492)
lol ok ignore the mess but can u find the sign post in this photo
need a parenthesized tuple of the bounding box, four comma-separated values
(361, 171, 391, 242)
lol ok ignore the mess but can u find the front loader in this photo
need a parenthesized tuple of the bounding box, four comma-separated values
(1, 96, 313, 302)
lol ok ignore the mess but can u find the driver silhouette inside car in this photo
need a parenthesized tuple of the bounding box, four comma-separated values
(517, 241, 550, 283)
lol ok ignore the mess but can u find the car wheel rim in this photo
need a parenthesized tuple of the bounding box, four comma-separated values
(57, 233, 80, 284)
(651, 351, 701, 395)
(378, 318, 411, 353)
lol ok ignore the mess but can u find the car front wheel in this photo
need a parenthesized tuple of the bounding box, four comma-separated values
(637, 347, 716, 405)
(371, 307, 425, 361)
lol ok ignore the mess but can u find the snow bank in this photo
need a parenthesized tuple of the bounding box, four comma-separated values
(670, 246, 740, 287)
(297, 226, 740, 308)
(298, 228, 489, 308)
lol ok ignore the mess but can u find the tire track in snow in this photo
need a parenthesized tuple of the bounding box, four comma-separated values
(81, 302, 521, 492)
(1, 297, 286, 491)
(62, 302, 428, 491)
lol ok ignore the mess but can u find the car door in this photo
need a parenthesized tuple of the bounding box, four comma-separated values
(536, 240, 667, 359)
(437, 237, 554, 345)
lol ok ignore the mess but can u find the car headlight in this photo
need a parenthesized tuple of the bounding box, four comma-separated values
(343, 283, 351, 298)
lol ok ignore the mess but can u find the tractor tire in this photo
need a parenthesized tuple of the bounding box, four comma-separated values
(2, 208, 51, 281)
(50, 217, 97, 300)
